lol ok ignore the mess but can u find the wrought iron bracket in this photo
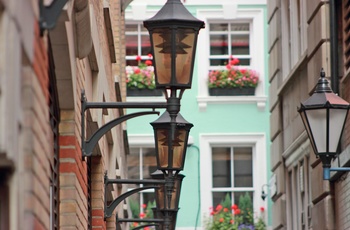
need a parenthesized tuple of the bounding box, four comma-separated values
(39, 0, 69, 33)
(81, 90, 167, 158)
(104, 172, 165, 219)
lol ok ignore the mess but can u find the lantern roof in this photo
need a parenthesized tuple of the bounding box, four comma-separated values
(143, 0, 205, 28)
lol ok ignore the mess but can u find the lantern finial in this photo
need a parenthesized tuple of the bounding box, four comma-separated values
(315, 68, 332, 93)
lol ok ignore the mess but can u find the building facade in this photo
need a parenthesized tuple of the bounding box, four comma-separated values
(0, 0, 131, 229)
(268, 0, 350, 229)
(124, 0, 270, 229)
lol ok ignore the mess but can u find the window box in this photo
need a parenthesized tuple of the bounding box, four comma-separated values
(209, 87, 255, 96)
(127, 88, 163, 97)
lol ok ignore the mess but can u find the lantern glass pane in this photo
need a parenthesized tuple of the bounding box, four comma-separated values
(152, 28, 195, 86)
(300, 111, 317, 154)
(156, 129, 169, 168)
(155, 128, 187, 169)
(329, 108, 348, 152)
(306, 109, 327, 153)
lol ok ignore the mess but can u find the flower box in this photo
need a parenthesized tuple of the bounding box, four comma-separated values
(209, 87, 255, 96)
(208, 57, 259, 97)
(127, 88, 163, 97)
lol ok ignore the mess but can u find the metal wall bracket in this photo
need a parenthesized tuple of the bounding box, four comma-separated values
(324, 167, 350, 180)
(39, 0, 69, 33)
(81, 90, 167, 158)
(104, 172, 165, 219)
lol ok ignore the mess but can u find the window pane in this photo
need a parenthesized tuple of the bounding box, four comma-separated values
(212, 147, 231, 187)
(141, 35, 152, 56)
(210, 23, 228, 32)
(209, 59, 228, 66)
(128, 147, 140, 180)
(210, 35, 228, 55)
(233, 147, 253, 187)
(212, 192, 232, 208)
(233, 191, 253, 206)
(231, 23, 249, 31)
(231, 34, 249, 55)
(126, 59, 138, 66)
(126, 34, 138, 56)
(142, 148, 157, 179)
(125, 24, 138, 32)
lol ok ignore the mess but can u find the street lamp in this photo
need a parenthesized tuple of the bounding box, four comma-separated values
(298, 69, 350, 180)
(151, 112, 193, 174)
(82, 0, 204, 228)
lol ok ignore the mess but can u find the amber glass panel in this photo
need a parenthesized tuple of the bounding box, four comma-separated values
(152, 28, 195, 86)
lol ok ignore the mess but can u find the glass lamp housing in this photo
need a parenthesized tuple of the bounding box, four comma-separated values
(143, 0, 205, 89)
(298, 70, 349, 167)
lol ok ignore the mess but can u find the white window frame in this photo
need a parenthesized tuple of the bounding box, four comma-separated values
(199, 133, 267, 220)
(196, 8, 267, 111)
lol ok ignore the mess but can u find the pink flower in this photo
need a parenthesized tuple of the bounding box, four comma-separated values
(148, 53, 153, 58)
(136, 55, 142, 61)
(142, 204, 147, 209)
(219, 217, 224, 223)
(224, 208, 229, 212)
(139, 212, 145, 218)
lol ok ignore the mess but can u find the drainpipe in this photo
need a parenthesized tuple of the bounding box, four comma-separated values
(329, 0, 339, 94)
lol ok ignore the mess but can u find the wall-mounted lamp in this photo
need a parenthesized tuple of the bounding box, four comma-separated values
(261, 184, 270, 201)
(80, 0, 204, 229)
(298, 69, 350, 180)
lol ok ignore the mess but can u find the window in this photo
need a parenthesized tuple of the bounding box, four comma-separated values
(200, 134, 267, 219)
(48, 41, 60, 230)
(125, 23, 152, 65)
(212, 147, 253, 207)
(0, 170, 9, 230)
(127, 147, 158, 218)
(196, 8, 267, 110)
(286, 158, 312, 230)
(209, 22, 250, 68)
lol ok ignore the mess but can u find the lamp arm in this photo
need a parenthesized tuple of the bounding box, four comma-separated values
(323, 167, 350, 180)
(83, 111, 159, 157)
(105, 185, 160, 219)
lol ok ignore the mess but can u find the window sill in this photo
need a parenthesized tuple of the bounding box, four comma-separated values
(197, 95, 267, 112)
(126, 96, 166, 102)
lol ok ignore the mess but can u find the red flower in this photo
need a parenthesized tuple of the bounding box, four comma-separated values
(230, 219, 234, 224)
(210, 211, 215, 216)
(142, 203, 147, 209)
(260, 206, 265, 212)
(219, 217, 224, 223)
(231, 204, 238, 210)
(133, 222, 138, 227)
(234, 209, 241, 215)
(215, 204, 223, 211)
(145, 60, 153, 66)
(226, 64, 232, 70)
(136, 55, 142, 61)
(134, 68, 141, 74)
(139, 212, 145, 218)
(148, 53, 153, 58)
(223, 208, 229, 212)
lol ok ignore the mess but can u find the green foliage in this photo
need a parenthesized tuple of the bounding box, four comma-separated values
(238, 193, 254, 224)
(204, 193, 266, 230)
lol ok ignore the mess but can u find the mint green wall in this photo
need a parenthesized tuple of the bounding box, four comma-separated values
(126, 2, 270, 228)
